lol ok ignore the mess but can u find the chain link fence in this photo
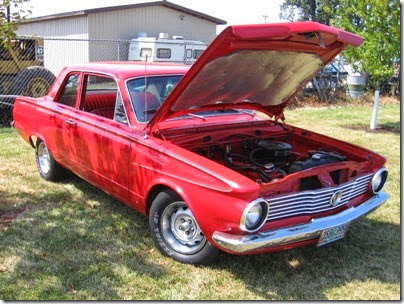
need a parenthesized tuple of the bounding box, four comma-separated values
(0, 35, 369, 126)
(0, 36, 207, 125)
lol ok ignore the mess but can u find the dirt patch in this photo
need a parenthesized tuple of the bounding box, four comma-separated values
(0, 208, 27, 232)
(343, 123, 400, 134)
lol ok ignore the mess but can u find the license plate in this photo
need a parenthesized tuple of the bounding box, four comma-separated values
(317, 222, 350, 246)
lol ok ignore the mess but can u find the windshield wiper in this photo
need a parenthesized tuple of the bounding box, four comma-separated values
(237, 109, 255, 117)
(187, 113, 206, 121)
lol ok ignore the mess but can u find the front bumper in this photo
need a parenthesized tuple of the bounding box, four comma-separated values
(212, 192, 388, 253)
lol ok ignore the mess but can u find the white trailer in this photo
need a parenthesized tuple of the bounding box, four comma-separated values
(128, 33, 207, 64)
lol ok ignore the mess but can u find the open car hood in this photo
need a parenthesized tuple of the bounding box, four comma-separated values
(148, 22, 363, 131)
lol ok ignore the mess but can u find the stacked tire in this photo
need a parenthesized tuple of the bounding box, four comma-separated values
(0, 66, 55, 126)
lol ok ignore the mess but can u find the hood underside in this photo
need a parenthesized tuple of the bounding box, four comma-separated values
(171, 50, 323, 112)
(148, 22, 363, 131)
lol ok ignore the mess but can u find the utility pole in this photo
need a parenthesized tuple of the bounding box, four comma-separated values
(262, 14, 268, 23)
(6, 4, 11, 22)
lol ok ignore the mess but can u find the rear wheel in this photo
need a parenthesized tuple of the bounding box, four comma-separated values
(149, 189, 218, 265)
(35, 140, 66, 181)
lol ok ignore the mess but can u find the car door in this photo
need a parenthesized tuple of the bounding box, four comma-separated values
(49, 72, 85, 175)
(72, 73, 131, 203)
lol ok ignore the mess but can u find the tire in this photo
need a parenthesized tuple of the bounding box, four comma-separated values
(0, 83, 13, 126)
(12, 66, 55, 97)
(149, 189, 219, 265)
(35, 140, 66, 181)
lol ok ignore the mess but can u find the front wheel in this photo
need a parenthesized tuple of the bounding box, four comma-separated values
(149, 190, 218, 265)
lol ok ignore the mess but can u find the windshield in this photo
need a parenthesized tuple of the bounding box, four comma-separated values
(127, 75, 182, 122)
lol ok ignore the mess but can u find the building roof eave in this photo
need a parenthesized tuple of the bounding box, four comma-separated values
(21, 1, 227, 25)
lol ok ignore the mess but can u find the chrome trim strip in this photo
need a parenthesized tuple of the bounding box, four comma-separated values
(212, 192, 388, 253)
(265, 174, 373, 221)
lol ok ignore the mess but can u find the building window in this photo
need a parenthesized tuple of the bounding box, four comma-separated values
(140, 48, 152, 59)
(156, 48, 171, 59)
(193, 49, 203, 59)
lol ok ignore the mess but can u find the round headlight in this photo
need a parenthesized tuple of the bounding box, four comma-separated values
(240, 199, 269, 232)
(371, 168, 388, 193)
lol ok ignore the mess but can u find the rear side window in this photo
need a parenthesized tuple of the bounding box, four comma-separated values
(58, 73, 80, 107)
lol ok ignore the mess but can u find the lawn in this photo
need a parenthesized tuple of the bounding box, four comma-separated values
(0, 104, 400, 300)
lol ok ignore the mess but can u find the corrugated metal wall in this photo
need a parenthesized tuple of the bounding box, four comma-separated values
(88, 6, 216, 41)
(16, 16, 89, 75)
(87, 6, 216, 62)
(15, 5, 218, 71)
(16, 15, 89, 38)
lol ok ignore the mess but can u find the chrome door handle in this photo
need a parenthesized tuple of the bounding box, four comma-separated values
(66, 119, 76, 126)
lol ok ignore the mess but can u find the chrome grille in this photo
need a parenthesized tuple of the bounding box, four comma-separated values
(265, 173, 373, 221)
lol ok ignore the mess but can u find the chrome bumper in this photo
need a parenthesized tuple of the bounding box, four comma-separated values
(212, 192, 388, 253)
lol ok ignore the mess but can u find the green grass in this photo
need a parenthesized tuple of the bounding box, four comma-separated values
(0, 104, 400, 300)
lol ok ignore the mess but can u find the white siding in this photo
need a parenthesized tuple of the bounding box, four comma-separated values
(16, 16, 89, 39)
(42, 40, 89, 76)
(87, 6, 216, 61)
(16, 16, 90, 76)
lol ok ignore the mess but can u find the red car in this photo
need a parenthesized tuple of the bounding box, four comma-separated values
(13, 22, 388, 265)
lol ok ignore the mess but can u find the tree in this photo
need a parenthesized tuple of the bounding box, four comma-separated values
(0, 0, 31, 48)
(332, 0, 400, 87)
(279, 0, 340, 25)
(332, 0, 399, 129)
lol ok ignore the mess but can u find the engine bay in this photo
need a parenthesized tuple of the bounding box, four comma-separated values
(159, 120, 373, 190)
(194, 138, 347, 184)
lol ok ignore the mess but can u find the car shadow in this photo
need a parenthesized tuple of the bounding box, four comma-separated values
(0, 178, 168, 300)
(1, 172, 399, 300)
(211, 217, 400, 300)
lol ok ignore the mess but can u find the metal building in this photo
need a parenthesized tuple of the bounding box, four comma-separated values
(16, 1, 226, 75)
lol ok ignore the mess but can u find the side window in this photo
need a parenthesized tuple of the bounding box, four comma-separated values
(114, 92, 128, 125)
(156, 48, 171, 59)
(81, 74, 127, 124)
(58, 73, 80, 107)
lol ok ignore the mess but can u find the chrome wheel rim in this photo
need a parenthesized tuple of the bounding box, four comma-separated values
(38, 142, 51, 174)
(161, 201, 206, 254)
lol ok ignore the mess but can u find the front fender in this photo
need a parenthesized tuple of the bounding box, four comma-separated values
(129, 136, 261, 241)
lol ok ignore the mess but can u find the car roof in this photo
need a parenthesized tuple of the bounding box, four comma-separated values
(64, 61, 190, 79)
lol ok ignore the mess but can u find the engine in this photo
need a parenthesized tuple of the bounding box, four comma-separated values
(195, 139, 347, 183)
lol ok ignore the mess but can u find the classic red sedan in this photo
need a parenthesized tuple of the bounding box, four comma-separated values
(13, 22, 388, 265)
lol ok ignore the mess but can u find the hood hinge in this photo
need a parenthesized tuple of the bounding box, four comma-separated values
(275, 111, 285, 124)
